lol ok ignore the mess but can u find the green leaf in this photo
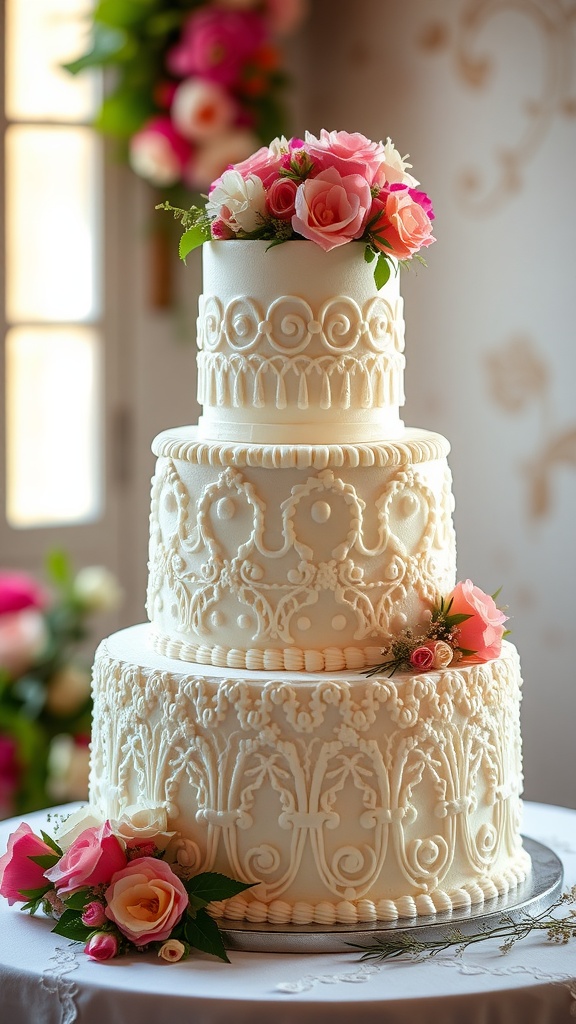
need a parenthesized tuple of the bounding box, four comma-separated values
(64, 888, 92, 911)
(40, 831, 63, 857)
(445, 612, 473, 626)
(63, 24, 127, 75)
(185, 871, 254, 908)
(52, 909, 92, 943)
(184, 908, 229, 962)
(19, 884, 51, 900)
(364, 245, 376, 264)
(94, 88, 153, 138)
(374, 254, 391, 290)
(46, 548, 73, 588)
(179, 225, 207, 262)
(29, 853, 60, 869)
(94, 0, 154, 30)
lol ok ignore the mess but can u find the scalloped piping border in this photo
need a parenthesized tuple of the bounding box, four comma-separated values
(150, 630, 385, 672)
(151, 427, 450, 470)
(208, 850, 532, 926)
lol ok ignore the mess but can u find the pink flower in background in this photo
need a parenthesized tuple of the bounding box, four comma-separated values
(130, 116, 191, 188)
(171, 78, 236, 143)
(45, 821, 127, 896)
(266, 177, 298, 219)
(84, 931, 118, 961)
(304, 129, 385, 183)
(81, 900, 107, 928)
(105, 857, 188, 945)
(0, 573, 46, 616)
(292, 166, 371, 251)
(0, 822, 55, 905)
(447, 580, 508, 661)
(264, 0, 308, 35)
(409, 645, 435, 671)
(0, 735, 19, 818)
(0, 608, 48, 677)
(188, 128, 260, 190)
(369, 186, 435, 260)
(167, 8, 266, 87)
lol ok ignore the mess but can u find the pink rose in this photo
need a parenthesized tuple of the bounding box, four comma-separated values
(409, 645, 435, 671)
(84, 931, 118, 961)
(292, 166, 371, 251)
(105, 857, 188, 946)
(44, 822, 127, 896)
(304, 129, 385, 183)
(171, 78, 236, 143)
(447, 580, 508, 662)
(369, 186, 435, 260)
(228, 142, 284, 190)
(266, 177, 298, 219)
(167, 8, 266, 86)
(0, 822, 55, 905)
(0, 572, 46, 616)
(129, 116, 191, 188)
(81, 900, 107, 927)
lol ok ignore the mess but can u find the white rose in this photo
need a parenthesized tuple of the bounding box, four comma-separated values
(46, 665, 91, 716)
(206, 169, 267, 233)
(188, 129, 261, 190)
(158, 939, 187, 962)
(74, 566, 123, 613)
(111, 802, 175, 851)
(378, 137, 420, 187)
(53, 802, 103, 851)
(171, 78, 235, 142)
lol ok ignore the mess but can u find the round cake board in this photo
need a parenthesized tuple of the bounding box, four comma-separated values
(220, 837, 563, 954)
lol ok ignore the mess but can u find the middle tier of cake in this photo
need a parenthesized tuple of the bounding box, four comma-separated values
(147, 427, 456, 671)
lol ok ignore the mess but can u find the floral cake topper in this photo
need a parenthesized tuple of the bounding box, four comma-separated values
(159, 129, 436, 287)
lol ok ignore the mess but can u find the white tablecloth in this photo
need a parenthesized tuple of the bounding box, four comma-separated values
(1, 801, 575, 1024)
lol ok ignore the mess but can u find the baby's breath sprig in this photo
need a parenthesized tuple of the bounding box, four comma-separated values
(354, 886, 576, 962)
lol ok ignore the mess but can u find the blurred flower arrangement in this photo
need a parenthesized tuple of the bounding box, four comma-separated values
(0, 553, 122, 820)
(65, 0, 307, 192)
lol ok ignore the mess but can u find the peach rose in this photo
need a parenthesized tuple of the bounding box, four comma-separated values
(429, 640, 454, 669)
(369, 186, 435, 260)
(292, 166, 371, 251)
(0, 823, 55, 905)
(105, 857, 188, 945)
(448, 580, 508, 661)
(158, 938, 187, 962)
(44, 821, 126, 895)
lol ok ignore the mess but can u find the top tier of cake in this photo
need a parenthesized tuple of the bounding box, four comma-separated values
(196, 241, 405, 444)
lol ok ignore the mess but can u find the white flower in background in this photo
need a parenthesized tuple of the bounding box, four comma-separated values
(47, 738, 91, 805)
(206, 169, 267, 232)
(73, 567, 123, 613)
(46, 665, 91, 716)
(111, 802, 175, 851)
(0, 608, 48, 676)
(54, 803, 103, 852)
(188, 129, 260, 189)
(171, 78, 236, 142)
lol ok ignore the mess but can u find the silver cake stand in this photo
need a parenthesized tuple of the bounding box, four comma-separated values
(221, 837, 563, 953)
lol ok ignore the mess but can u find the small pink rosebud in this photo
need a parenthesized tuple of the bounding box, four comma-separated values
(211, 218, 235, 240)
(266, 177, 298, 220)
(409, 645, 435, 671)
(84, 931, 118, 961)
(81, 901, 107, 928)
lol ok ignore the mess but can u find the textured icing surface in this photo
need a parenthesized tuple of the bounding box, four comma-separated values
(197, 241, 405, 443)
(90, 626, 530, 924)
(147, 428, 456, 670)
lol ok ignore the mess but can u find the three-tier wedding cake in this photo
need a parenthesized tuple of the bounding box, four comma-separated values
(89, 132, 530, 926)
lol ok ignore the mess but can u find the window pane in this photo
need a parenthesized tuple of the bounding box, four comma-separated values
(6, 326, 102, 528)
(6, 125, 101, 323)
(6, 0, 98, 122)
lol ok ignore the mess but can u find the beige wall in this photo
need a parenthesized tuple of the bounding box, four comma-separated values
(296, 0, 576, 807)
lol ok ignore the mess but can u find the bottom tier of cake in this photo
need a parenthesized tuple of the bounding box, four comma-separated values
(89, 625, 531, 925)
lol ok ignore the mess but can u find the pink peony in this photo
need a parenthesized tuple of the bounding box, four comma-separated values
(292, 166, 371, 251)
(447, 580, 508, 662)
(409, 645, 435, 671)
(304, 129, 385, 183)
(105, 857, 188, 946)
(266, 177, 298, 219)
(129, 116, 191, 188)
(171, 78, 236, 143)
(0, 572, 46, 616)
(44, 821, 127, 896)
(368, 186, 435, 260)
(0, 822, 55, 905)
(167, 8, 266, 86)
(81, 900, 107, 928)
(84, 931, 118, 961)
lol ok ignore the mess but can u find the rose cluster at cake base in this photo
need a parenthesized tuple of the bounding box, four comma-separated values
(0, 804, 252, 962)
